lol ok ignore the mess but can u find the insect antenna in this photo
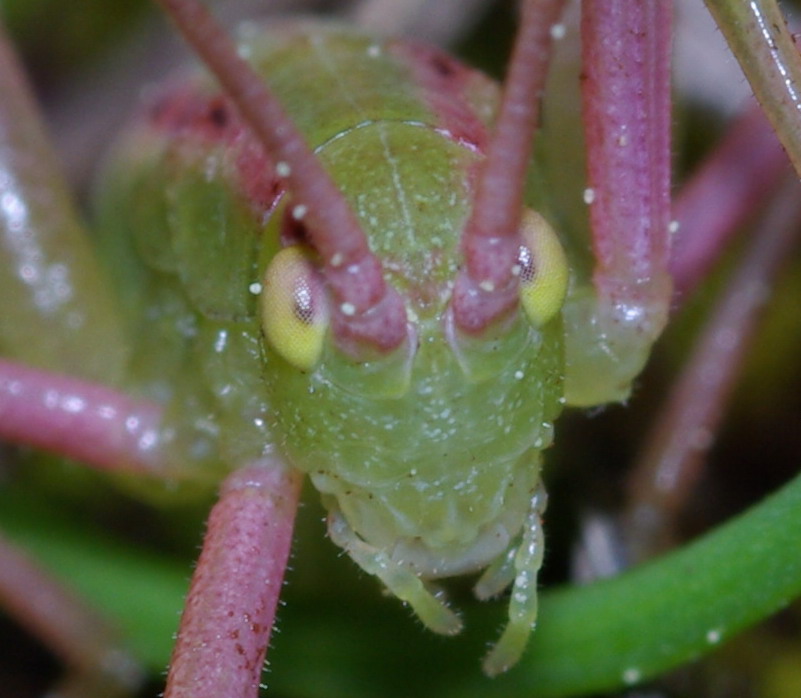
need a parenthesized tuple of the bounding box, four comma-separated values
(452, 0, 566, 333)
(152, 0, 408, 354)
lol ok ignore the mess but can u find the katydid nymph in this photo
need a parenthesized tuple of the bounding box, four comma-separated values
(9, 0, 800, 695)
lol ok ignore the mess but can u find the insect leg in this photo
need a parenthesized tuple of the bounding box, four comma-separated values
(563, 2, 673, 407)
(0, 531, 145, 696)
(165, 460, 301, 698)
(327, 510, 463, 636)
(482, 483, 547, 677)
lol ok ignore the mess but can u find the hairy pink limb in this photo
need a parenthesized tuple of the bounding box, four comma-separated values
(153, 0, 407, 354)
(0, 359, 161, 474)
(164, 459, 302, 698)
(453, 0, 566, 333)
(581, 0, 672, 310)
(625, 176, 801, 560)
(705, 0, 801, 181)
(671, 104, 789, 301)
(0, 531, 145, 696)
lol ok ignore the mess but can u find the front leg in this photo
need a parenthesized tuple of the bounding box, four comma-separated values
(165, 459, 302, 698)
(564, 1, 673, 407)
(327, 509, 462, 636)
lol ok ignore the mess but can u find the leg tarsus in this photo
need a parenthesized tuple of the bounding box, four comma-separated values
(327, 510, 463, 636)
(482, 485, 547, 676)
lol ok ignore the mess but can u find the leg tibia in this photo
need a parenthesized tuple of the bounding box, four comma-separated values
(327, 510, 463, 636)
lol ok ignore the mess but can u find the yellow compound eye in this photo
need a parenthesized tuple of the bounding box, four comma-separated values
(517, 209, 568, 326)
(261, 246, 329, 370)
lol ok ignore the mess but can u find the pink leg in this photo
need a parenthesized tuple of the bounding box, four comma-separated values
(0, 531, 145, 696)
(625, 175, 801, 559)
(562, 0, 673, 406)
(0, 359, 162, 474)
(582, 0, 672, 309)
(671, 104, 788, 301)
(164, 459, 302, 698)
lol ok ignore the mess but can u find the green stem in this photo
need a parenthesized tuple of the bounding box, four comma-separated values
(4, 471, 801, 696)
(513, 471, 801, 696)
(706, 0, 801, 179)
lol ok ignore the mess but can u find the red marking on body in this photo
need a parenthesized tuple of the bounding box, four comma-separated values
(389, 41, 493, 154)
(148, 80, 285, 216)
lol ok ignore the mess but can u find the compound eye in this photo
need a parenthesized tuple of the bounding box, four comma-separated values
(261, 246, 329, 370)
(517, 209, 568, 326)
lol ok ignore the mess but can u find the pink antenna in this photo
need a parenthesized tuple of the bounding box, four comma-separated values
(453, 0, 565, 332)
(153, 0, 407, 353)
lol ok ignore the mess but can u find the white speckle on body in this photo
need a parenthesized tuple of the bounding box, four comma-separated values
(583, 188, 596, 204)
(214, 330, 228, 353)
(330, 252, 344, 267)
(669, 219, 681, 234)
(292, 204, 308, 220)
(706, 628, 722, 644)
(366, 43, 381, 58)
(340, 302, 356, 316)
(276, 162, 291, 177)
(550, 23, 566, 40)
(248, 282, 262, 295)
(479, 280, 495, 292)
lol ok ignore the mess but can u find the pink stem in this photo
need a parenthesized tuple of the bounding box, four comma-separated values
(671, 104, 789, 301)
(164, 459, 302, 698)
(0, 359, 162, 474)
(625, 176, 801, 559)
(0, 531, 145, 695)
(152, 0, 407, 353)
(581, 0, 672, 308)
(453, 0, 566, 332)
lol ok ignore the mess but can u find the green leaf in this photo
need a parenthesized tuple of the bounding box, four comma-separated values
(3, 471, 800, 696)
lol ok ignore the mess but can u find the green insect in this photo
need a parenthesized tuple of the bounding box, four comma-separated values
(14, 0, 801, 695)
(108, 0, 667, 677)
(96, 14, 582, 676)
